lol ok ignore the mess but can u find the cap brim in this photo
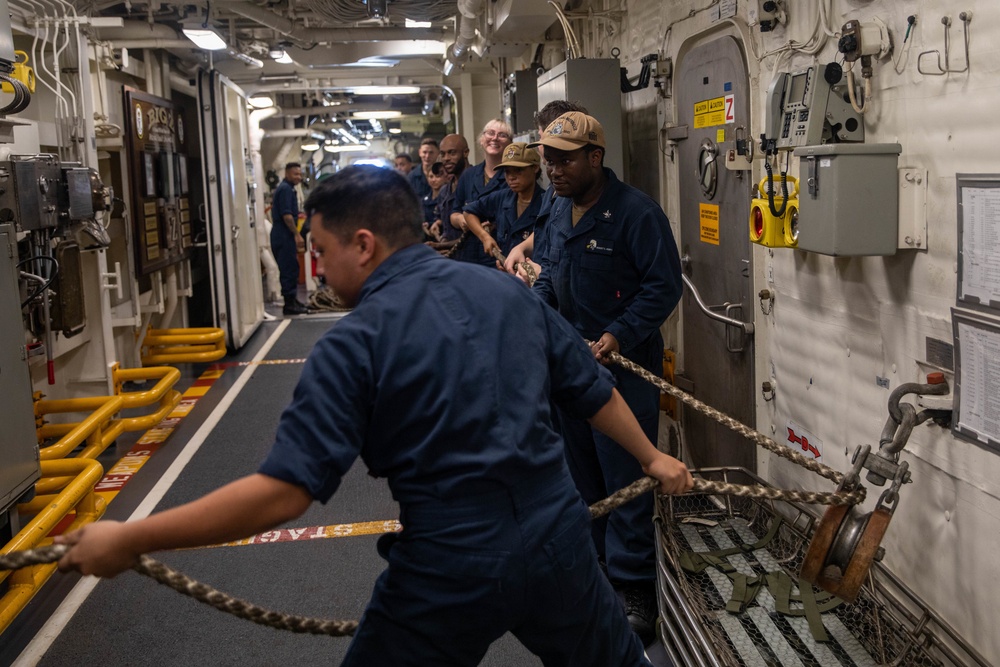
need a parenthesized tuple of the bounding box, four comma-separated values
(528, 136, 589, 151)
(498, 160, 537, 168)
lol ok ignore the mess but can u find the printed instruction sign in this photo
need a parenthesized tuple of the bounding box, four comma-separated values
(957, 176, 1000, 314)
(953, 309, 1000, 452)
(699, 203, 720, 245)
(694, 97, 727, 128)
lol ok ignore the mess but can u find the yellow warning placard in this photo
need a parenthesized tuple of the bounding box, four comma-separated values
(700, 203, 720, 245)
(694, 96, 727, 128)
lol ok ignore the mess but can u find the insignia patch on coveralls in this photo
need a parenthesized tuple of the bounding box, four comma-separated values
(586, 239, 614, 254)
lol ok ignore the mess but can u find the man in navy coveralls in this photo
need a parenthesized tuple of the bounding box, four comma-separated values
(56, 166, 691, 667)
(529, 112, 684, 644)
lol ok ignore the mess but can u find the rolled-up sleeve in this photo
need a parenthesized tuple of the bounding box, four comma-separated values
(259, 329, 372, 502)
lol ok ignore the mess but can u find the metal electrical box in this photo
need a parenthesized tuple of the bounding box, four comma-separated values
(793, 143, 901, 256)
(504, 69, 538, 135)
(0, 224, 40, 515)
(537, 58, 624, 176)
(0, 155, 63, 231)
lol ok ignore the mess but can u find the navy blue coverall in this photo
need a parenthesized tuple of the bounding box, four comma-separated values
(533, 168, 682, 587)
(259, 243, 651, 667)
(409, 167, 431, 198)
(451, 161, 507, 266)
(464, 183, 544, 257)
(269, 178, 301, 299)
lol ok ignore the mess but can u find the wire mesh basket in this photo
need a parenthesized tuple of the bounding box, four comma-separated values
(654, 467, 989, 667)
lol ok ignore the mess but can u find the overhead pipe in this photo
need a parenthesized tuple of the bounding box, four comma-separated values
(444, 0, 485, 73)
(92, 20, 181, 40)
(211, 1, 445, 43)
(263, 129, 328, 140)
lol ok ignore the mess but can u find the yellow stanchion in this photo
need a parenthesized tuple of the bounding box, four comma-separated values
(0, 459, 106, 632)
(142, 327, 226, 365)
(35, 365, 182, 461)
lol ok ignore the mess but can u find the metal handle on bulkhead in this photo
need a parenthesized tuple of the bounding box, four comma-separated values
(680, 266, 754, 354)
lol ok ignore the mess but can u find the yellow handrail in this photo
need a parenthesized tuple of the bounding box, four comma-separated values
(35, 366, 180, 414)
(36, 365, 182, 461)
(0, 458, 106, 632)
(142, 326, 227, 365)
(37, 396, 124, 460)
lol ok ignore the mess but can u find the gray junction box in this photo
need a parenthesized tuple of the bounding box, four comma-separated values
(793, 143, 902, 256)
(0, 224, 40, 516)
(536, 58, 624, 177)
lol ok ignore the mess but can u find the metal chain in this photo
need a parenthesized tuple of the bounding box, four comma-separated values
(489, 245, 865, 507)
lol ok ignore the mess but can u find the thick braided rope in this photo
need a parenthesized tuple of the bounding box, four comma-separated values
(490, 246, 863, 506)
(490, 246, 537, 283)
(440, 230, 467, 258)
(606, 352, 848, 487)
(0, 544, 358, 636)
(590, 476, 863, 519)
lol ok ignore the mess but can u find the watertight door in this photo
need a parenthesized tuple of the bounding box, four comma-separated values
(676, 35, 756, 470)
(197, 70, 264, 349)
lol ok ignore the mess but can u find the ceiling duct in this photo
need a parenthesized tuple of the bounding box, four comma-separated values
(213, 1, 446, 43)
(443, 0, 484, 74)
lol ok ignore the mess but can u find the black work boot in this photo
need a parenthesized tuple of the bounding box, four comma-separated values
(621, 583, 657, 646)
(283, 296, 308, 315)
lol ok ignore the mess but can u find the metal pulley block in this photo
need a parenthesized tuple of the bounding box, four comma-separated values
(799, 503, 891, 604)
(800, 446, 903, 603)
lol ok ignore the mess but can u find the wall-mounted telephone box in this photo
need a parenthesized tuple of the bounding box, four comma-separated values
(793, 143, 901, 256)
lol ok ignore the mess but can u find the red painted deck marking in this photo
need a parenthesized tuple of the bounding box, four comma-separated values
(47, 368, 224, 537)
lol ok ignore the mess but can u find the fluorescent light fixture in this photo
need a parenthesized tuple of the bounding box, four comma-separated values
(389, 128, 402, 134)
(182, 26, 228, 51)
(338, 128, 361, 143)
(247, 94, 274, 108)
(324, 144, 369, 153)
(228, 49, 264, 68)
(275, 51, 294, 64)
(406, 19, 432, 28)
(353, 110, 402, 120)
(301, 142, 320, 151)
(349, 86, 420, 96)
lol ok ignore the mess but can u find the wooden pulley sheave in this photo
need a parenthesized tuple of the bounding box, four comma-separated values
(800, 445, 905, 603)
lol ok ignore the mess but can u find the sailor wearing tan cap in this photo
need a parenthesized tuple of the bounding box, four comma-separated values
(462, 142, 544, 262)
(528, 111, 683, 646)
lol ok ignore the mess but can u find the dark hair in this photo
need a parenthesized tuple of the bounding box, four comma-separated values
(419, 137, 439, 148)
(285, 162, 301, 171)
(534, 101, 589, 131)
(395, 153, 413, 163)
(303, 166, 423, 248)
(430, 162, 445, 176)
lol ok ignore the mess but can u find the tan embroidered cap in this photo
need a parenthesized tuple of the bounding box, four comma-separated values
(529, 112, 606, 151)
(497, 142, 541, 168)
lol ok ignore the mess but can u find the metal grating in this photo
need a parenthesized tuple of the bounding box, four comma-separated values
(654, 467, 990, 667)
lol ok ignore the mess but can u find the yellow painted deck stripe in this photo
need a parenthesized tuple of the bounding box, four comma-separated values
(195, 520, 403, 550)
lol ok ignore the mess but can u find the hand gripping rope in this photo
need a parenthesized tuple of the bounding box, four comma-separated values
(0, 247, 865, 636)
